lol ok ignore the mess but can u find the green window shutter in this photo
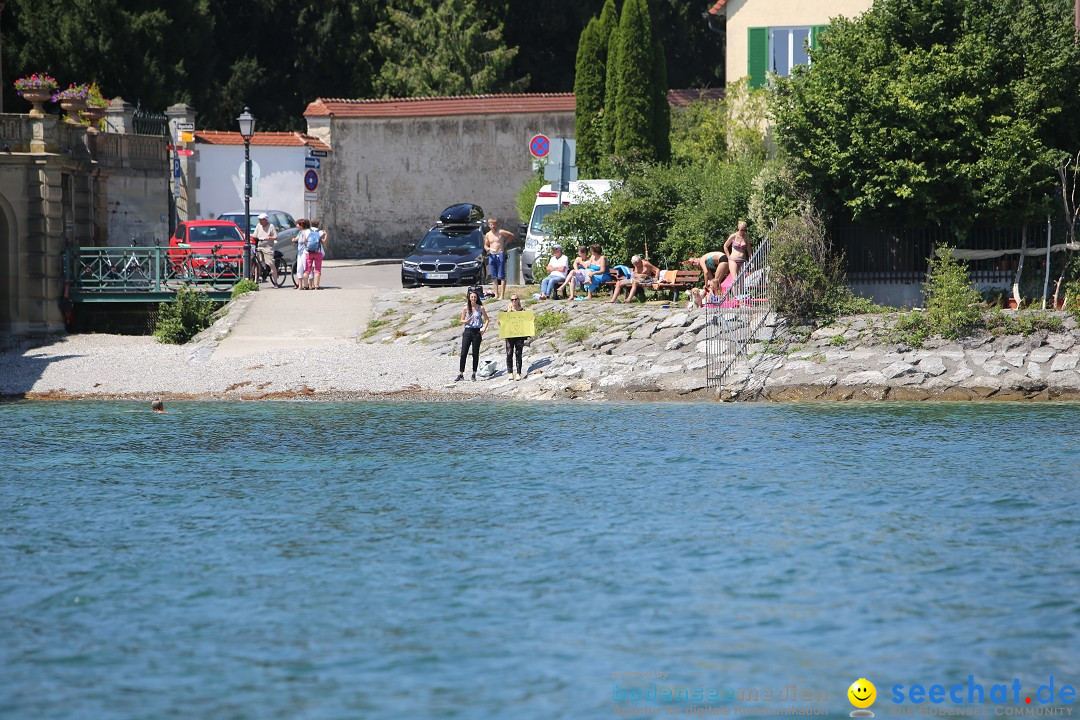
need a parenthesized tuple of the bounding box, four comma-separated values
(747, 27, 768, 89)
(810, 24, 827, 52)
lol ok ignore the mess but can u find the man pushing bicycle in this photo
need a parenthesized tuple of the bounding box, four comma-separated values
(252, 213, 278, 284)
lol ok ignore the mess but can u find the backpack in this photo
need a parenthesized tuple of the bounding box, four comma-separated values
(304, 229, 322, 252)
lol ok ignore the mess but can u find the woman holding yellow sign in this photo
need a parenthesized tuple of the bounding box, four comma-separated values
(501, 294, 532, 381)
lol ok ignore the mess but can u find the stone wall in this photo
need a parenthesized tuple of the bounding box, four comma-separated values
(321, 111, 575, 258)
(723, 312, 1080, 401)
(90, 132, 170, 245)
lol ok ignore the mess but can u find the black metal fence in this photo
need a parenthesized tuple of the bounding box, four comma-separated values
(132, 102, 168, 137)
(832, 220, 1075, 285)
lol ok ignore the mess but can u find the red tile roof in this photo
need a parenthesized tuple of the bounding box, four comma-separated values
(304, 93, 576, 119)
(707, 0, 728, 15)
(194, 131, 331, 152)
(305, 90, 724, 119)
(667, 88, 725, 106)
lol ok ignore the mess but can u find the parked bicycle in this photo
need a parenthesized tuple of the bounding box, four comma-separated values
(78, 238, 153, 291)
(172, 242, 240, 291)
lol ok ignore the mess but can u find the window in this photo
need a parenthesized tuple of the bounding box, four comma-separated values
(770, 27, 810, 77)
(748, 25, 826, 89)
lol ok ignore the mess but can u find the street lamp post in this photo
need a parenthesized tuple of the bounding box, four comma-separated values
(237, 107, 256, 280)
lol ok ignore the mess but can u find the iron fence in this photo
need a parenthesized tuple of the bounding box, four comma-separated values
(833, 220, 1075, 285)
(705, 237, 771, 389)
(132, 102, 168, 137)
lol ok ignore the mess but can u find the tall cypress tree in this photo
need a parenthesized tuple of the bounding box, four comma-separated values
(602, 23, 621, 158)
(574, 18, 606, 177)
(613, 0, 654, 160)
(598, 0, 619, 50)
(651, 40, 670, 163)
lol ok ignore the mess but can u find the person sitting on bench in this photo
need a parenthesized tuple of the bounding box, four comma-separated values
(607, 255, 659, 303)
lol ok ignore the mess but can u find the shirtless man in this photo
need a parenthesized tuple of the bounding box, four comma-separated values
(484, 217, 514, 300)
(606, 255, 659, 303)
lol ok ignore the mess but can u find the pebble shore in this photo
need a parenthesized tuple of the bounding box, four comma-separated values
(2, 286, 1079, 402)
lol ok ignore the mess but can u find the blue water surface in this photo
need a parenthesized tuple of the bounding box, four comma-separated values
(1, 400, 1078, 720)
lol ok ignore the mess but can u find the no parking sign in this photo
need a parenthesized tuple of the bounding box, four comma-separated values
(304, 169, 319, 192)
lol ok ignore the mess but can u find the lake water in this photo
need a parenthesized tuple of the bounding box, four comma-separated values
(2, 400, 1078, 720)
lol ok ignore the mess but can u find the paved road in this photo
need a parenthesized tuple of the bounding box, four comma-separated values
(212, 260, 399, 359)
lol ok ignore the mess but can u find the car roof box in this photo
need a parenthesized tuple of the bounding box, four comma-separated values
(438, 203, 484, 227)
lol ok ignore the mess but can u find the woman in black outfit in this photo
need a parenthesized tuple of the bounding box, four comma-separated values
(456, 289, 489, 381)
(504, 294, 528, 380)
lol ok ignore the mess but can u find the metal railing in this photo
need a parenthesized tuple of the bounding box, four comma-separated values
(66, 245, 244, 299)
(705, 237, 772, 389)
(132, 102, 168, 137)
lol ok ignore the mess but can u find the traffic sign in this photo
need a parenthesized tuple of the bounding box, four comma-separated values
(304, 169, 319, 192)
(304, 192, 318, 202)
(309, 149, 328, 157)
(177, 148, 194, 157)
(305, 157, 320, 169)
(529, 134, 550, 159)
(176, 121, 195, 132)
(173, 158, 181, 177)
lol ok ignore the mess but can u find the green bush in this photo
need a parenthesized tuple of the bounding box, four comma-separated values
(534, 309, 570, 336)
(515, 170, 545, 227)
(153, 287, 219, 344)
(231, 278, 258, 298)
(923, 246, 983, 339)
(565, 324, 594, 343)
(768, 211, 849, 320)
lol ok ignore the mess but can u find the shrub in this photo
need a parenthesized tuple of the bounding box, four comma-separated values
(768, 211, 848, 320)
(923, 246, 983, 339)
(565, 324, 594, 343)
(153, 287, 219, 344)
(515, 169, 545, 226)
(534, 309, 570, 336)
(231, 278, 258, 298)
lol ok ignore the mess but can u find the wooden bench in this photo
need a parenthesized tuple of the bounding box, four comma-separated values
(599, 268, 703, 301)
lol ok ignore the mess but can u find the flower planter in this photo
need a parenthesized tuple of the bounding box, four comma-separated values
(81, 106, 106, 132)
(59, 98, 87, 124)
(20, 89, 52, 118)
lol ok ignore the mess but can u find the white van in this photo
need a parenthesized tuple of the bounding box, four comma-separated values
(521, 179, 614, 283)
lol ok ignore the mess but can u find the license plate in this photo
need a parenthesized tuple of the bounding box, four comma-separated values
(426, 273, 448, 280)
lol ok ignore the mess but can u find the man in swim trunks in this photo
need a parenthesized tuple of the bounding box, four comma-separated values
(484, 217, 514, 300)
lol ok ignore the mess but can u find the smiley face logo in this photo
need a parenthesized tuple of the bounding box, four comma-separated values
(848, 678, 877, 715)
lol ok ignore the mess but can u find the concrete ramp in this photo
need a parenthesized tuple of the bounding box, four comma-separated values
(212, 261, 396, 359)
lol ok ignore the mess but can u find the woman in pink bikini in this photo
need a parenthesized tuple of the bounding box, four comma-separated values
(724, 221, 752, 282)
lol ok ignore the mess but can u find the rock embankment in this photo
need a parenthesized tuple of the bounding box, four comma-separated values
(723, 312, 1080, 401)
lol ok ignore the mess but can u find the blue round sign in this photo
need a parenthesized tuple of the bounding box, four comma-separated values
(529, 134, 550, 159)
(304, 169, 319, 192)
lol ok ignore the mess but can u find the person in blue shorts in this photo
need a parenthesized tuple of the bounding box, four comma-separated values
(484, 217, 514, 300)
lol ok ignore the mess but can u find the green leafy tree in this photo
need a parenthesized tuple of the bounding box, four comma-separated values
(601, 22, 622, 160)
(373, 0, 522, 97)
(574, 18, 606, 177)
(771, 0, 1080, 230)
(651, 40, 670, 163)
(613, 0, 654, 161)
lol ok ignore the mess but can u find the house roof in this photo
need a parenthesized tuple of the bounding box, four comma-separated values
(707, 0, 728, 16)
(305, 89, 724, 119)
(194, 131, 331, 152)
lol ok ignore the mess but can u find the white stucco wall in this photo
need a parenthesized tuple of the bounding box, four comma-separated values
(725, 0, 872, 84)
(194, 144, 309, 221)
(319, 111, 575, 258)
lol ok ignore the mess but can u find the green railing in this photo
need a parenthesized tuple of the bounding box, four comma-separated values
(66, 245, 245, 302)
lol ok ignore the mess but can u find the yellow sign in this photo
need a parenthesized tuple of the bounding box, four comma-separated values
(498, 310, 535, 339)
(177, 130, 194, 143)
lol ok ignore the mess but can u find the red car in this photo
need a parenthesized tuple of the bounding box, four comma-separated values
(167, 219, 246, 277)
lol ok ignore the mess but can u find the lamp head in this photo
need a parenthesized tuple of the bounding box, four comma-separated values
(237, 107, 256, 140)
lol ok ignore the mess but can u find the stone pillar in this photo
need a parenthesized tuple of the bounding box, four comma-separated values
(23, 158, 66, 335)
(166, 103, 197, 223)
(104, 98, 134, 134)
(29, 114, 60, 154)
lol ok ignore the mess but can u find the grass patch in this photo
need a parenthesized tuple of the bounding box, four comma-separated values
(435, 293, 461, 304)
(534, 310, 570, 336)
(230, 279, 258, 298)
(565, 324, 594, 343)
(448, 317, 461, 329)
(984, 310, 1063, 336)
(363, 318, 391, 338)
(153, 287, 220, 344)
(829, 334, 846, 346)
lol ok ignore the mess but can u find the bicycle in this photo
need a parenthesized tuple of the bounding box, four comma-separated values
(78, 239, 152, 291)
(173, 243, 239, 291)
(251, 242, 290, 287)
